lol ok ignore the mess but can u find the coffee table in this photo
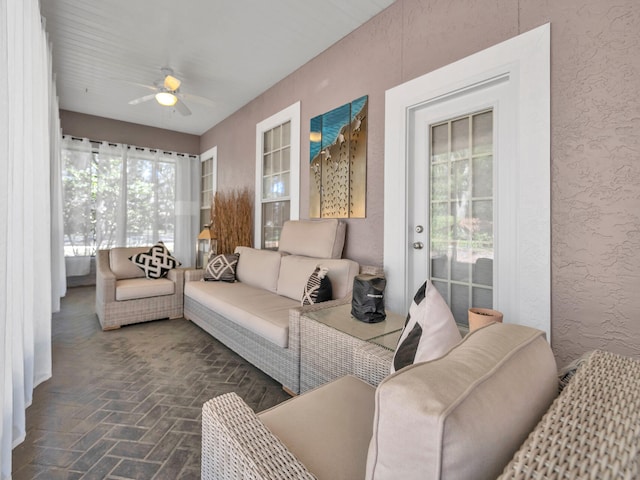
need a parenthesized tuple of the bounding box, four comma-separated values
(299, 303, 405, 393)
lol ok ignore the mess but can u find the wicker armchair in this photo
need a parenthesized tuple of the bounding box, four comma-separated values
(201, 325, 640, 480)
(95, 247, 184, 330)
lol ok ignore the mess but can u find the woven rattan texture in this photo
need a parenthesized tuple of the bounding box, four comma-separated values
(96, 250, 184, 330)
(499, 350, 640, 479)
(353, 342, 394, 386)
(299, 315, 370, 392)
(202, 393, 315, 480)
(185, 294, 350, 394)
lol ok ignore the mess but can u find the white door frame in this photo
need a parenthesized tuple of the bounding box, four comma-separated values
(384, 24, 550, 339)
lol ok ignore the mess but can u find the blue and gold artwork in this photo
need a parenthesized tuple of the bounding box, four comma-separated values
(310, 95, 367, 218)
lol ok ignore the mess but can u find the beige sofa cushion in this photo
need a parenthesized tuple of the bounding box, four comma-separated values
(115, 277, 175, 301)
(185, 281, 298, 347)
(260, 375, 375, 480)
(234, 246, 283, 293)
(109, 246, 149, 279)
(277, 219, 346, 259)
(366, 323, 558, 480)
(276, 255, 360, 302)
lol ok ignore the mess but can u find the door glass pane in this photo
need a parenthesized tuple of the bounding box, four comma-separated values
(431, 123, 449, 162)
(429, 109, 494, 327)
(451, 118, 469, 159)
(472, 156, 492, 198)
(472, 111, 492, 155)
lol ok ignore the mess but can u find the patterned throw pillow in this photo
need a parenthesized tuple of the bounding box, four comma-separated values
(391, 280, 462, 373)
(204, 253, 239, 282)
(129, 242, 181, 279)
(302, 266, 332, 306)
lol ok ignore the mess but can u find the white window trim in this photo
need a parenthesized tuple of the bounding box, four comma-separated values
(384, 23, 550, 339)
(200, 145, 217, 212)
(255, 101, 301, 248)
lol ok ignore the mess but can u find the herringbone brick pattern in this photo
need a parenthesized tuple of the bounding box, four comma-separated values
(12, 286, 290, 479)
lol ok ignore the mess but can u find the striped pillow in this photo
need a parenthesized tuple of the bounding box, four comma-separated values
(301, 266, 332, 306)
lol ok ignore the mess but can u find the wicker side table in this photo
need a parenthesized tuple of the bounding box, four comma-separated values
(299, 303, 404, 393)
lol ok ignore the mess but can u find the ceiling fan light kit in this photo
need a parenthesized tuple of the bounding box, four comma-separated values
(155, 91, 178, 106)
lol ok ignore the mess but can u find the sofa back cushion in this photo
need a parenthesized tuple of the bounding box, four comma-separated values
(235, 246, 283, 293)
(276, 255, 360, 302)
(109, 247, 149, 279)
(277, 219, 346, 259)
(366, 323, 558, 480)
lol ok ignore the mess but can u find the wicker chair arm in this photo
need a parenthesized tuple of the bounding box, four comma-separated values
(96, 249, 116, 303)
(499, 350, 640, 479)
(353, 342, 394, 387)
(202, 393, 315, 480)
(184, 268, 205, 282)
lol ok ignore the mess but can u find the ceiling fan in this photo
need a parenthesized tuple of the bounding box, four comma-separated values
(128, 67, 214, 116)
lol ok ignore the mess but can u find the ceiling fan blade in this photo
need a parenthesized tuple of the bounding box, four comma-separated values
(174, 98, 191, 116)
(180, 92, 216, 108)
(129, 93, 156, 105)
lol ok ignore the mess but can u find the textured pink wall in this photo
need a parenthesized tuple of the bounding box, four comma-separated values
(60, 110, 200, 155)
(200, 0, 640, 364)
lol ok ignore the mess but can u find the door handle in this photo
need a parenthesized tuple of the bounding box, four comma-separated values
(413, 242, 424, 250)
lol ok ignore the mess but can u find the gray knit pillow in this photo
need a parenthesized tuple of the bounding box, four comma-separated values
(204, 253, 239, 282)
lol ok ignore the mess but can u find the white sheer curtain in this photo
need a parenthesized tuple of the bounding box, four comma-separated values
(1, 0, 60, 477)
(168, 151, 200, 266)
(61, 136, 93, 275)
(92, 143, 198, 265)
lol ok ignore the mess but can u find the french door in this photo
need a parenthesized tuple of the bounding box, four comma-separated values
(408, 79, 510, 327)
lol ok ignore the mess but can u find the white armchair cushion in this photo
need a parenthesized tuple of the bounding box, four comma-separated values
(235, 246, 283, 293)
(115, 277, 175, 301)
(366, 323, 558, 480)
(259, 375, 376, 480)
(109, 246, 148, 279)
(276, 255, 359, 301)
(277, 219, 346, 259)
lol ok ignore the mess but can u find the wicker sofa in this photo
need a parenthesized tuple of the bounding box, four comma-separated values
(201, 323, 640, 480)
(95, 247, 184, 330)
(183, 219, 360, 394)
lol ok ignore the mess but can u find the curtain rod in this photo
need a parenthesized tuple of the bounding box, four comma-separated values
(66, 135, 198, 158)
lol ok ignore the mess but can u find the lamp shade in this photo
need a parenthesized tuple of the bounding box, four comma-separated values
(198, 227, 212, 240)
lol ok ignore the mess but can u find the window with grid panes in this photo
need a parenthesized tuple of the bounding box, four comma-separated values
(261, 121, 291, 249)
(429, 110, 494, 326)
(201, 156, 215, 227)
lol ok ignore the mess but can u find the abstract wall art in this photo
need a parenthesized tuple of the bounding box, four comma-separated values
(309, 95, 367, 218)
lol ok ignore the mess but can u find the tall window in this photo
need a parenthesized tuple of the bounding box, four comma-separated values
(261, 121, 291, 249)
(200, 146, 217, 228)
(429, 110, 494, 325)
(255, 102, 300, 249)
(61, 137, 197, 260)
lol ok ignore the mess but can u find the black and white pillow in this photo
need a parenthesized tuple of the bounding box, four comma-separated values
(204, 253, 239, 282)
(391, 280, 461, 373)
(302, 266, 332, 306)
(129, 242, 181, 279)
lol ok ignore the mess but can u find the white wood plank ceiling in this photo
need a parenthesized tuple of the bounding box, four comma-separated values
(40, 0, 396, 135)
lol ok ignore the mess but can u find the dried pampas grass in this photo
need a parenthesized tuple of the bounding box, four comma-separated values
(211, 188, 253, 254)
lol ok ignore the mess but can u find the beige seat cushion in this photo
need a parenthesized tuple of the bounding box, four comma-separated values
(185, 281, 298, 347)
(276, 254, 360, 302)
(115, 277, 175, 301)
(366, 323, 558, 480)
(109, 246, 149, 279)
(259, 375, 375, 480)
(234, 246, 283, 293)
(277, 219, 346, 259)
